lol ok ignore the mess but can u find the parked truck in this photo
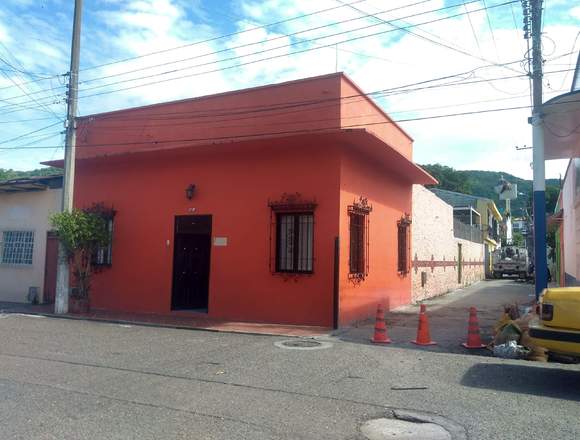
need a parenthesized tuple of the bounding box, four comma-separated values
(492, 246, 530, 279)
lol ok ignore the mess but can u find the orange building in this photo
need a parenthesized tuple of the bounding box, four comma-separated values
(49, 73, 435, 328)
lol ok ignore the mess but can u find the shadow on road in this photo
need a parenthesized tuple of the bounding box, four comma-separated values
(461, 363, 580, 401)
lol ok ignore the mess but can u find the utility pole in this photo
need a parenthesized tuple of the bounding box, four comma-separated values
(55, 0, 83, 314)
(529, 0, 547, 299)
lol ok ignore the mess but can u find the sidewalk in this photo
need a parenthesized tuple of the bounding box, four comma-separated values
(334, 279, 535, 354)
(0, 301, 329, 337)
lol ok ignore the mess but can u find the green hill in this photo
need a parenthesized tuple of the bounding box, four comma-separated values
(0, 167, 62, 181)
(420, 164, 560, 217)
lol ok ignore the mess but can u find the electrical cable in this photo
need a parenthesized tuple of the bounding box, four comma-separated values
(3, 96, 580, 151)
(0, 0, 517, 109)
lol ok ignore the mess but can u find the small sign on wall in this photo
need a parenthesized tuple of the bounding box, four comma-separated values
(214, 237, 228, 247)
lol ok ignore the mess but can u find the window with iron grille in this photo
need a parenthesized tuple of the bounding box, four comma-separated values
(348, 197, 371, 278)
(0, 231, 34, 265)
(276, 213, 314, 273)
(397, 215, 411, 274)
(349, 213, 366, 275)
(93, 217, 114, 266)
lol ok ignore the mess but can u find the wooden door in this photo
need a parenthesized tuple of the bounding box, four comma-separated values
(458, 243, 463, 284)
(171, 216, 212, 311)
(43, 232, 58, 304)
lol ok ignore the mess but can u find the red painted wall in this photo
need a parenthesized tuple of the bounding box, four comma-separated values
(338, 146, 413, 325)
(70, 73, 431, 327)
(75, 140, 340, 326)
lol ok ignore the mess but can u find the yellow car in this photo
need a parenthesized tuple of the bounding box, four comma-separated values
(529, 287, 580, 358)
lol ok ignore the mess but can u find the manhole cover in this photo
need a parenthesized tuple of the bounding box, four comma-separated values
(274, 339, 332, 350)
(361, 418, 451, 440)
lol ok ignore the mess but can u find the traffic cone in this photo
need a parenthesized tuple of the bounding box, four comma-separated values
(411, 311, 437, 346)
(371, 304, 391, 344)
(461, 307, 486, 349)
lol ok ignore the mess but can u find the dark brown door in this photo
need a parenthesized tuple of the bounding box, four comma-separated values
(458, 243, 463, 284)
(43, 232, 58, 304)
(171, 215, 212, 311)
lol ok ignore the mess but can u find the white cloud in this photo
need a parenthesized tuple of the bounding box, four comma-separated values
(0, 0, 578, 179)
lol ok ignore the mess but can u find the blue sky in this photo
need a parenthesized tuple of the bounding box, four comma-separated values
(0, 0, 578, 179)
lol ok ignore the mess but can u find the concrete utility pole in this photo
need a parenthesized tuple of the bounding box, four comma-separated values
(55, 0, 83, 314)
(530, 0, 547, 299)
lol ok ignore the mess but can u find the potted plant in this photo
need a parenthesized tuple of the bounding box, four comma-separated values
(50, 207, 111, 314)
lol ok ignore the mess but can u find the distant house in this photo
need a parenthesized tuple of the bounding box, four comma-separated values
(0, 175, 62, 304)
(430, 189, 502, 278)
(412, 186, 484, 302)
(552, 159, 580, 286)
(545, 53, 580, 287)
(46, 73, 435, 327)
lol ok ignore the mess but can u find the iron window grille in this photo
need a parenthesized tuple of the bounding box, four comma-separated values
(93, 217, 114, 266)
(348, 197, 372, 280)
(275, 213, 314, 273)
(85, 203, 116, 267)
(268, 192, 317, 275)
(0, 230, 34, 266)
(397, 214, 412, 275)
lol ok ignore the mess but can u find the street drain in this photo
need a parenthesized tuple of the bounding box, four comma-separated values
(274, 339, 332, 350)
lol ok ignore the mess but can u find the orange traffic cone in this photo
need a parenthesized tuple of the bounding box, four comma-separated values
(461, 307, 486, 349)
(411, 310, 437, 346)
(371, 304, 391, 344)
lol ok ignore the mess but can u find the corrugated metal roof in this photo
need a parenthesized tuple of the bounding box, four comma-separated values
(430, 188, 489, 208)
(0, 175, 63, 193)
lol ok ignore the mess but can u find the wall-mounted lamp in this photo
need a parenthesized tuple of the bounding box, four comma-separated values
(185, 184, 196, 200)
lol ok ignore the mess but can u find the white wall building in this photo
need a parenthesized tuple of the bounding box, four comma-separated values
(412, 185, 485, 303)
(0, 175, 62, 303)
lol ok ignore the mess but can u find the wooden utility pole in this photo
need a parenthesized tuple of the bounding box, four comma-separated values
(55, 0, 83, 314)
(530, 0, 547, 298)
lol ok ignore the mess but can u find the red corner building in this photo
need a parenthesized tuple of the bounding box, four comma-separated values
(48, 73, 436, 327)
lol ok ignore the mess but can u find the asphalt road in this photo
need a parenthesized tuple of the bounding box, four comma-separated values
(1, 282, 579, 439)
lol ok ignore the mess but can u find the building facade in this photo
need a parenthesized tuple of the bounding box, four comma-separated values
(552, 159, 580, 286)
(0, 175, 62, 303)
(411, 186, 484, 302)
(430, 189, 502, 278)
(47, 73, 435, 327)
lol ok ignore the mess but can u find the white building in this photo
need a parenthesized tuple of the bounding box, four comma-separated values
(0, 175, 62, 303)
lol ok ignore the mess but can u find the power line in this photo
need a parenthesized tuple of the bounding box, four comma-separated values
(336, 0, 520, 74)
(480, 0, 500, 60)
(0, 121, 61, 146)
(462, 0, 482, 52)
(0, 0, 476, 106)
(3, 96, 579, 151)
(0, 0, 516, 109)
(78, 0, 438, 86)
(75, 67, 574, 125)
(78, 0, 372, 72)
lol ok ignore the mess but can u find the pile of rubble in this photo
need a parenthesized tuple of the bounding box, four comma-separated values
(491, 303, 548, 361)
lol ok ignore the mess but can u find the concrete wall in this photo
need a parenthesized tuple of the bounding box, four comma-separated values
(0, 188, 61, 303)
(561, 159, 580, 285)
(411, 186, 485, 303)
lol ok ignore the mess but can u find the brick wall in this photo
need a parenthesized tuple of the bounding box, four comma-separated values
(412, 185, 485, 303)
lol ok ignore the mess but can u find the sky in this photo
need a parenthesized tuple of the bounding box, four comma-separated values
(0, 0, 578, 179)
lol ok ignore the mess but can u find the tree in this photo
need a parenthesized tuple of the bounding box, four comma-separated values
(421, 164, 472, 193)
(50, 208, 111, 300)
(512, 231, 525, 247)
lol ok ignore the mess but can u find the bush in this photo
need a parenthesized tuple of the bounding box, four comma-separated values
(50, 209, 110, 299)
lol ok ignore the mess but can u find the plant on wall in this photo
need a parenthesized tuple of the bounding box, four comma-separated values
(50, 206, 111, 301)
